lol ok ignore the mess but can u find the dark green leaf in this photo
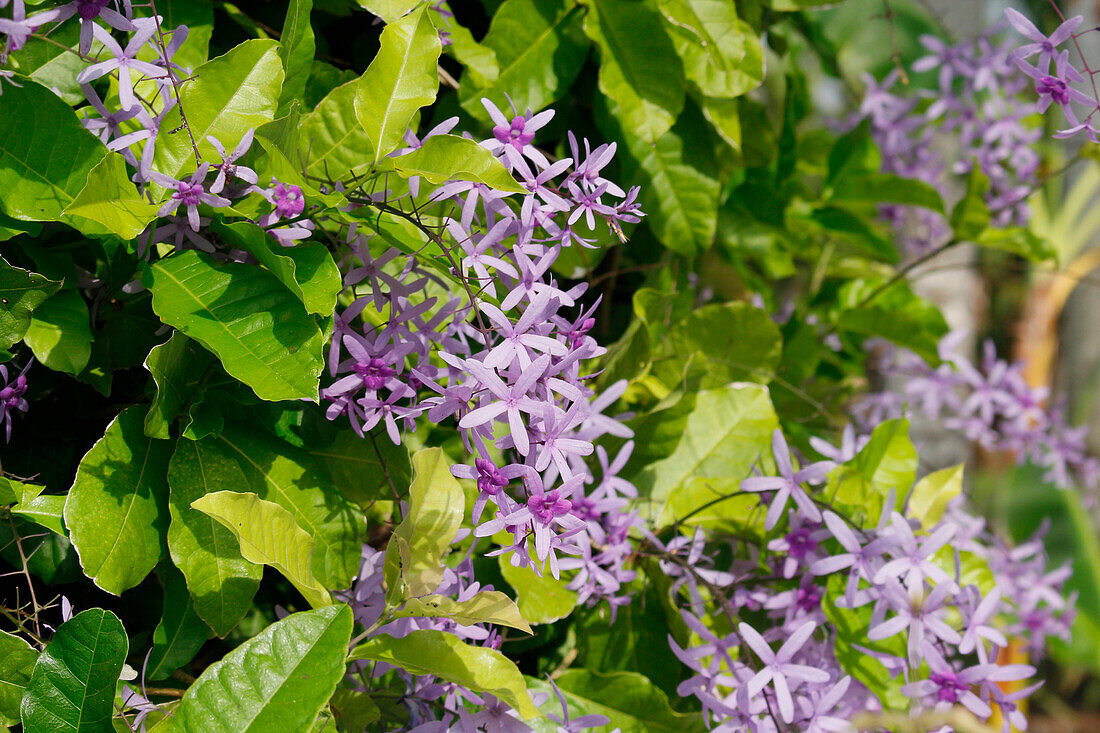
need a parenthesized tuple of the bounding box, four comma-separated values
(0, 78, 108, 223)
(175, 605, 352, 733)
(0, 258, 60, 351)
(20, 609, 128, 733)
(0, 631, 37, 726)
(828, 171, 945, 213)
(24, 290, 92, 376)
(582, 0, 684, 143)
(458, 0, 588, 118)
(667, 302, 782, 386)
(146, 566, 211, 680)
(144, 333, 212, 440)
(277, 0, 315, 115)
(949, 167, 991, 241)
(167, 438, 262, 637)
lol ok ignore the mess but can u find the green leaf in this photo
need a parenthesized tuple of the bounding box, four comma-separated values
(385, 134, 525, 193)
(349, 630, 539, 718)
(10, 495, 67, 536)
(329, 689, 380, 732)
(355, 0, 421, 22)
(384, 447, 464, 602)
(64, 407, 173, 595)
(1003, 463, 1100, 673)
(975, 226, 1057, 263)
(828, 171, 945, 213)
(144, 333, 212, 440)
(145, 250, 326, 402)
(667, 302, 782, 386)
(950, 167, 991, 241)
(395, 590, 533, 634)
(0, 78, 109, 222)
(435, 6, 499, 89)
(527, 669, 707, 733)
(824, 418, 915, 523)
(213, 422, 363, 589)
(277, 0, 315, 115)
(821, 574, 907, 709)
(0, 631, 37, 726)
(154, 40, 285, 181)
(615, 103, 719, 255)
(0, 476, 43, 507)
(656, 0, 763, 99)
(175, 605, 352, 733)
(498, 556, 578, 624)
(20, 609, 128, 733)
(24, 290, 92, 376)
(146, 566, 211, 681)
(213, 221, 342, 316)
(300, 81, 375, 179)
(629, 383, 778, 505)
(354, 4, 442, 163)
(906, 464, 962, 528)
(458, 0, 588, 118)
(62, 154, 159, 239)
(167, 438, 262, 637)
(307, 429, 412, 508)
(192, 490, 332, 609)
(0, 258, 60, 351)
(835, 278, 949, 364)
(582, 0, 684, 143)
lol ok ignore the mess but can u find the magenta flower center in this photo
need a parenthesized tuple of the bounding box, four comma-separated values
(174, 182, 204, 206)
(352, 358, 394, 390)
(78, 0, 110, 21)
(929, 673, 967, 704)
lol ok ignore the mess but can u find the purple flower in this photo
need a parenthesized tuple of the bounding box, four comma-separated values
(739, 620, 831, 724)
(1005, 8, 1082, 73)
(457, 355, 550, 457)
(149, 164, 231, 232)
(740, 429, 834, 529)
(76, 20, 163, 111)
(0, 360, 31, 441)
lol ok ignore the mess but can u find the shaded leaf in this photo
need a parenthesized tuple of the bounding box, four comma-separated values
(582, 0, 684, 143)
(64, 407, 173, 595)
(167, 438, 262, 637)
(0, 258, 60, 351)
(24, 290, 92, 376)
(277, 0, 315, 115)
(458, 0, 587, 118)
(146, 565, 211, 680)
(0, 78, 108, 222)
(144, 333, 211, 440)
(300, 81, 374, 178)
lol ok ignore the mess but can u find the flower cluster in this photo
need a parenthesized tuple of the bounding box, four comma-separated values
(664, 429, 1073, 732)
(322, 98, 644, 609)
(1004, 8, 1100, 140)
(858, 22, 1041, 252)
(855, 332, 1099, 496)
